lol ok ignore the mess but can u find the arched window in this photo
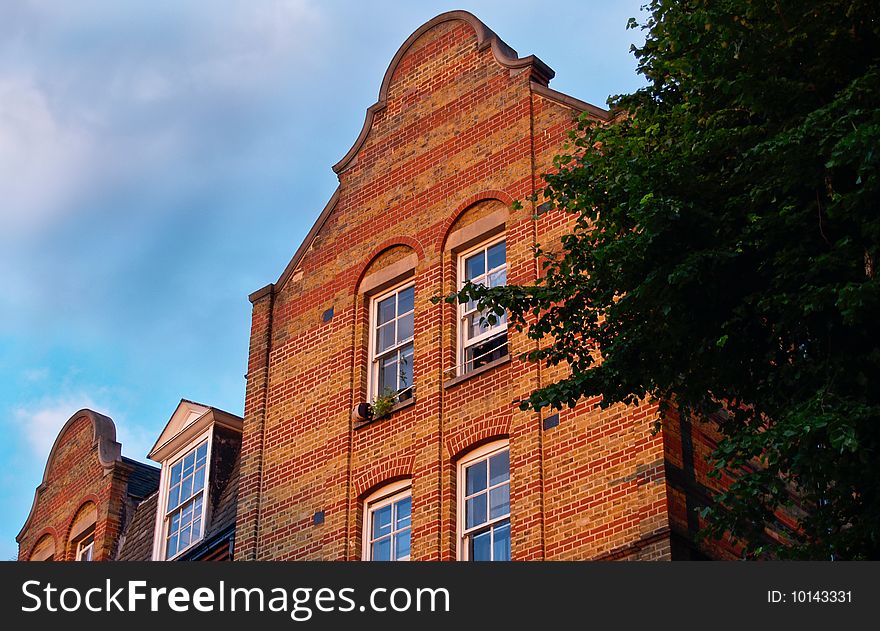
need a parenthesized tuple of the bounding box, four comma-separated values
(362, 480, 412, 561)
(457, 440, 510, 560)
(29, 534, 56, 562)
(69, 502, 97, 561)
(357, 245, 418, 411)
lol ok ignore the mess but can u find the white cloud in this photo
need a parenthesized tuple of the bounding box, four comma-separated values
(13, 394, 99, 462)
(13, 392, 158, 466)
(21, 367, 49, 382)
(116, 422, 158, 463)
(0, 1, 327, 242)
(0, 77, 96, 237)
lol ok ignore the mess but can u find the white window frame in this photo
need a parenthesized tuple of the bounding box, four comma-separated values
(457, 440, 511, 561)
(75, 530, 95, 561)
(368, 281, 416, 402)
(362, 480, 412, 561)
(154, 429, 213, 561)
(457, 236, 508, 375)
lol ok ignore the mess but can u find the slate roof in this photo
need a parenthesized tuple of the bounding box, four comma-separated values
(206, 449, 240, 540)
(122, 457, 160, 499)
(116, 492, 158, 561)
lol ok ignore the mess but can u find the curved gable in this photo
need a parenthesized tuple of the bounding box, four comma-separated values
(17, 409, 121, 542)
(333, 10, 554, 176)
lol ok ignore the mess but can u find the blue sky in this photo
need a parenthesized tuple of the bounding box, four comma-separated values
(0, 0, 647, 559)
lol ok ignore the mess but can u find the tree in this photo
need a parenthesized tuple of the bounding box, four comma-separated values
(449, 0, 880, 559)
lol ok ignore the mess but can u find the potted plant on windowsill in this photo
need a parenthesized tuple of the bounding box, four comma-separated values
(370, 387, 397, 420)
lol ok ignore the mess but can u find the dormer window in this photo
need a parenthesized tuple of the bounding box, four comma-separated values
(163, 439, 209, 559)
(148, 399, 242, 561)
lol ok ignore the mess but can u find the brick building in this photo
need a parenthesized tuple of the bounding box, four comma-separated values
(234, 10, 724, 562)
(17, 409, 159, 561)
(17, 402, 243, 561)
(18, 10, 732, 562)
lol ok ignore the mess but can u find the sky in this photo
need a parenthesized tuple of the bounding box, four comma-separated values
(0, 0, 648, 559)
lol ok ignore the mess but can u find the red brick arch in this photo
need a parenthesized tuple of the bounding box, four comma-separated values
(436, 190, 514, 253)
(354, 455, 416, 498)
(350, 237, 426, 295)
(445, 412, 512, 460)
(27, 528, 59, 561)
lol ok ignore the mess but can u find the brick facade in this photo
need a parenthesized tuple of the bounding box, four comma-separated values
(235, 11, 673, 561)
(16, 409, 159, 561)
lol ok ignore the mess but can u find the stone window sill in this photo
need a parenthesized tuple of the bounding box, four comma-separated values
(354, 396, 416, 430)
(443, 355, 511, 389)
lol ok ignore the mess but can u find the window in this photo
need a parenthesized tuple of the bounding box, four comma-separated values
(458, 238, 507, 374)
(163, 439, 209, 559)
(75, 531, 95, 561)
(363, 481, 411, 561)
(67, 502, 97, 561)
(370, 283, 415, 402)
(29, 535, 56, 562)
(458, 441, 510, 561)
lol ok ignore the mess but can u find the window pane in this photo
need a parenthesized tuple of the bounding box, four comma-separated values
(487, 241, 505, 271)
(489, 451, 510, 486)
(489, 484, 510, 520)
(379, 356, 398, 394)
(193, 493, 203, 515)
(466, 494, 487, 529)
(168, 486, 180, 511)
(397, 312, 414, 343)
(399, 344, 413, 390)
(465, 459, 487, 495)
(394, 529, 411, 560)
(377, 295, 395, 325)
(373, 505, 392, 538)
(492, 522, 511, 561)
(196, 442, 208, 465)
(169, 511, 181, 535)
(376, 322, 395, 352)
(466, 313, 485, 340)
(471, 530, 491, 561)
(179, 524, 191, 549)
(372, 537, 391, 561)
(170, 462, 182, 487)
(166, 534, 178, 558)
(395, 496, 412, 528)
(181, 501, 193, 524)
(180, 476, 193, 502)
(488, 268, 506, 288)
(468, 333, 508, 370)
(397, 286, 414, 315)
(183, 452, 195, 474)
(193, 466, 205, 493)
(465, 251, 485, 280)
(192, 517, 202, 540)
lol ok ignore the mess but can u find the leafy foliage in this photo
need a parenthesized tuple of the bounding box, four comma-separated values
(370, 388, 398, 420)
(450, 0, 880, 558)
